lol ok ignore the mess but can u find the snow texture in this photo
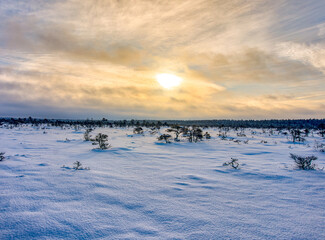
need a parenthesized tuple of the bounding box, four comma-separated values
(0, 126, 325, 239)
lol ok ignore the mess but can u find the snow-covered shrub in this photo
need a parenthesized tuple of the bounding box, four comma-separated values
(319, 130, 325, 138)
(167, 125, 182, 141)
(204, 132, 211, 139)
(157, 134, 172, 143)
(318, 124, 325, 137)
(289, 129, 305, 143)
(304, 129, 310, 137)
(237, 132, 246, 137)
(220, 135, 227, 140)
(149, 127, 158, 135)
(73, 161, 82, 170)
(218, 129, 228, 140)
(185, 127, 203, 142)
(84, 128, 93, 141)
(223, 158, 239, 169)
(93, 133, 111, 150)
(290, 153, 318, 170)
(314, 141, 325, 152)
(0, 152, 5, 161)
(73, 161, 90, 170)
(133, 127, 144, 134)
(193, 128, 203, 142)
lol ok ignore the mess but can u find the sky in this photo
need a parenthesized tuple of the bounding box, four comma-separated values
(0, 0, 325, 120)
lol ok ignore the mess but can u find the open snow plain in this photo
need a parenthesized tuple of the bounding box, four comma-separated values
(1, 125, 325, 239)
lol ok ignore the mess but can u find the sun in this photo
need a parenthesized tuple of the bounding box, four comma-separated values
(156, 73, 183, 89)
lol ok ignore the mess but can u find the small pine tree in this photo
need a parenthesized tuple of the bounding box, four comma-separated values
(93, 133, 111, 150)
(185, 127, 203, 142)
(73, 161, 83, 170)
(167, 125, 182, 141)
(73, 161, 90, 170)
(193, 128, 203, 142)
(84, 128, 93, 141)
(289, 129, 305, 143)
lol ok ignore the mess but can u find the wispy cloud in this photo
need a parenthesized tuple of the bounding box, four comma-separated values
(0, 0, 324, 119)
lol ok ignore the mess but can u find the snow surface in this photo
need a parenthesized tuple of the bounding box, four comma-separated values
(1, 125, 325, 239)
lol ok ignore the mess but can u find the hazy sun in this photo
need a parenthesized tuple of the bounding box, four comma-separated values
(156, 73, 183, 89)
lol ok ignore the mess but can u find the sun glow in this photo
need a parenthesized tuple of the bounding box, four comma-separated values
(156, 73, 183, 89)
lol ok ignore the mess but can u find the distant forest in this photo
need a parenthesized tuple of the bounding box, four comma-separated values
(1, 117, 325, 129)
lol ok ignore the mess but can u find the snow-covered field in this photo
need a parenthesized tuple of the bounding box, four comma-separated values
(1, 125, 325, 239)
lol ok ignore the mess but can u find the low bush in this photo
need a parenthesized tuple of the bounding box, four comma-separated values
(289, 129, 305, 143)
(0, 152, 5, 161)
(73, 161, 90, 170)
(167, 125, 182, 141)
(314, 141, 325, 152)
(204, 132, 211, 139)
(223, 158, 239, 169)
(290, 153, 318, 170)
(133, 127, 144, 134)
(157, 134, 172, 143)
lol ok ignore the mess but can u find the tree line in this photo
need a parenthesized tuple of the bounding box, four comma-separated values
(1, 117, 325, 129)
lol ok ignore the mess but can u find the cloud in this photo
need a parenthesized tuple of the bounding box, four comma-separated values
(0, 1, 274, 54)
(0, 0, 324, 119)
(276, 42, 325, 73)
(182, 48, 324, 86)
